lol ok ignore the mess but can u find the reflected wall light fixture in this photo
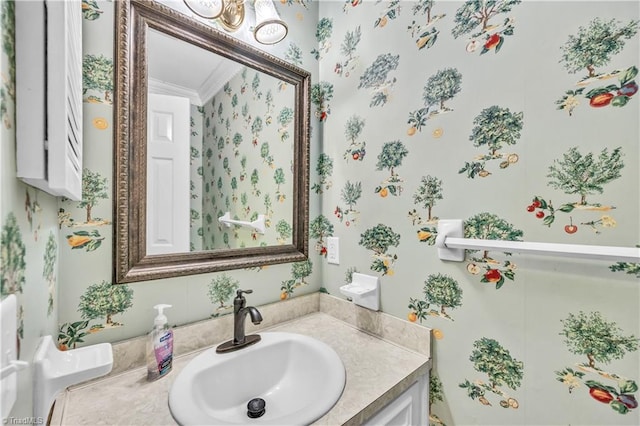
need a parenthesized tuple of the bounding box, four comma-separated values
(183, 0, 288, 45)
(184, 0, 224, 19)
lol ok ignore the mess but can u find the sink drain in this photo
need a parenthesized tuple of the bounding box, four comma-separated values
(247, 398, 266, 419)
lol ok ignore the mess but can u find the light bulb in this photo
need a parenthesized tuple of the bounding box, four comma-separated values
(253, 0, 288, 45)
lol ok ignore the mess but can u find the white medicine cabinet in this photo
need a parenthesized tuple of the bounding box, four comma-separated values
(15, 0, 83, 200)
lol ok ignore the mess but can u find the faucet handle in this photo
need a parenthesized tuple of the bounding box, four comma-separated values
(236, 289, 253, 299)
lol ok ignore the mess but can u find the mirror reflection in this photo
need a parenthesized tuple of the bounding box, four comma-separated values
(114, 0, 310, 283)
(146, 28, 295, 255)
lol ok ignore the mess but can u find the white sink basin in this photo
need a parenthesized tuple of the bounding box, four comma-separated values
(168, 332, 346, 425)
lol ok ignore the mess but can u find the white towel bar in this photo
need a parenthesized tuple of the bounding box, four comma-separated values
(436, 219, 640, 263)
(218, 212, 266, 234)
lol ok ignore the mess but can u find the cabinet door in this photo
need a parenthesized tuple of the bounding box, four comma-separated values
(363, 374, 428, 426)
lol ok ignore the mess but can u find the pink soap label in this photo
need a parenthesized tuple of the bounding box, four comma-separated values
(154, 330, 173, 376)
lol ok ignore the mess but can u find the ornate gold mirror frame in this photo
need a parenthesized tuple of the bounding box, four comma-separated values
(114, 0, 310, 283)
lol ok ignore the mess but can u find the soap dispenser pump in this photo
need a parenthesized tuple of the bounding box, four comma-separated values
(147, 304, 173, 381)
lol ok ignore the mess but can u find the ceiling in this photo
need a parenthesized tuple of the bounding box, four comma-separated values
(147, 28, 243, 105)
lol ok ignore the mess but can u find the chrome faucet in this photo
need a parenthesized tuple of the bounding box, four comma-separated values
(216, 289, 263, 353)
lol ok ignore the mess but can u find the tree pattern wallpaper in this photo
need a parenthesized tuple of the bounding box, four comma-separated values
(0, 0, 639, 424)
(314, 1, 639, 424)
(200, 68, 295, 249)
(190, 104, 204, 252)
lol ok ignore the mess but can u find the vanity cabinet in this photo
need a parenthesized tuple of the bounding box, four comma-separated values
(362, 373, 429, 426)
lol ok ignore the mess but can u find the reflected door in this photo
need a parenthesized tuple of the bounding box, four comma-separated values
(147, 93, 190, 254)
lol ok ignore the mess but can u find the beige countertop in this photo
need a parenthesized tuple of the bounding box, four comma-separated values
(51, 294, 431, 426)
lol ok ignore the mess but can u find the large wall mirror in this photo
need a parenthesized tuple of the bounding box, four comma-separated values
(114, 0, 310, 283)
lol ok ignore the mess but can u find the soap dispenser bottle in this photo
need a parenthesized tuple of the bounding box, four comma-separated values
(146, 304, 173, 381)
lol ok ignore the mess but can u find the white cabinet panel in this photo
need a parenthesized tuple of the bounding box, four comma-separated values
(363, 373, 429, 426)
(16, 0, 83, 200)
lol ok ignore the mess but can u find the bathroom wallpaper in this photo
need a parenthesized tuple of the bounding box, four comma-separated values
(201, 68, 295, 249)
(314, 1, 639, 425)
(190, 104, 203, 251)
(0, 0, 60, 417)
(1, 0, 639, 424)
